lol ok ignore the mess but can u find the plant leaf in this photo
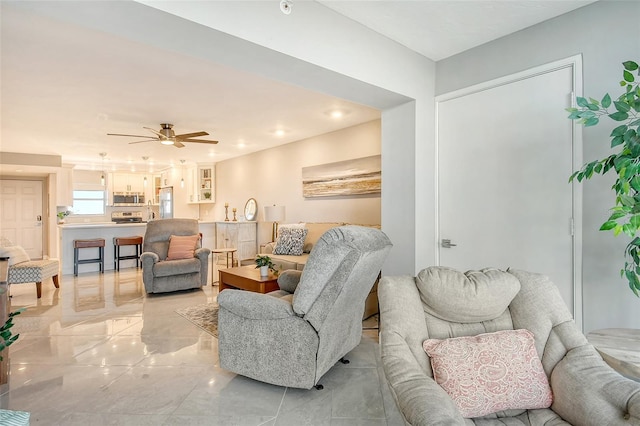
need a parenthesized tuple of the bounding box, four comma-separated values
(614, 101, 631, 113)
(610, 111, 630, 121)
(611, 135, 624, 148)
(602, 93, 612, 108)
(611, 125, 628, 137)
(576, 97, 589, 107)
(584, 117, 599, 127)
(624, 70, 635, 83)
(623, 61, 639, 71)
(600, 220, 618, 231)
(609, 211, 627, 220)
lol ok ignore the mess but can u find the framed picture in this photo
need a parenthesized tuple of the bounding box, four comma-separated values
(204, 179, 211, 189)
(302, 155, 381, 198)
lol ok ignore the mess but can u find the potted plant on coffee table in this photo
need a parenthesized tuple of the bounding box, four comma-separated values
(255, 255, 278, 277)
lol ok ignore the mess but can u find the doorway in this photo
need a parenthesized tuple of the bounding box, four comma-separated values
(0, 179, 44, 259)
(435, 56, 582, 325)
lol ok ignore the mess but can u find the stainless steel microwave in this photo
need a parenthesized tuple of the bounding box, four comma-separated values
(112, 192, 145, 206)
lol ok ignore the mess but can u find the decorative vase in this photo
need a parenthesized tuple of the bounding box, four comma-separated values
(260, 265, 268, 276)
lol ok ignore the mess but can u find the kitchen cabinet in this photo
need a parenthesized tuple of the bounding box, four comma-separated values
(151, 175, 161, 204)
(216, 222, 257, 262)
(56, 166, 74, 207)
(190, 164, 215, 204)
(110, 173, 145, 193)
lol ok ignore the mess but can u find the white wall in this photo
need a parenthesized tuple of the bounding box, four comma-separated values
(435, 1, 640, 332)
(203, 121, 381, 246)
(135, 1, 435, 276)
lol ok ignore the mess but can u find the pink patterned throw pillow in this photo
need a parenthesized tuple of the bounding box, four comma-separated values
(422, 329, 553, 418)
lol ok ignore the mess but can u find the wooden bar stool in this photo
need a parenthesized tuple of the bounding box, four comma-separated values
(73, 238, 105, 276)
(113, 236, 143, 271)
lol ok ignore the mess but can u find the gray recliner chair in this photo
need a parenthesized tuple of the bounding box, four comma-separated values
(379, 266, 640, 425)
(217, 225, 392, 389)
(140, 218, 210, 294)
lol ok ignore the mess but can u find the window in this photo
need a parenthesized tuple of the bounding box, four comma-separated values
(72, 190, 105, 215)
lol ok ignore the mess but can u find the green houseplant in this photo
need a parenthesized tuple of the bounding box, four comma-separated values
(567, 60, 640, 295)
(255, 255, 278, 276)
(57, 210, 71, 223)
(0, 309, 23, 361)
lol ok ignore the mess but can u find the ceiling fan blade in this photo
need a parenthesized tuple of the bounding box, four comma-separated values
(178, 139, 219, 144)
(143, 126, 165, 138)
(107, 133, 152, 138)
(175, 131, 208, 139)
(128, 139, 158, 145)
(173, 141, 185, 148)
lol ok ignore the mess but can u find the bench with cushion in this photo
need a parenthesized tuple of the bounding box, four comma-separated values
(0, 241, 60, 298)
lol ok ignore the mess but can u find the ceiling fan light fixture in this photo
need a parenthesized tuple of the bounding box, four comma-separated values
(160, 139, 174, 145)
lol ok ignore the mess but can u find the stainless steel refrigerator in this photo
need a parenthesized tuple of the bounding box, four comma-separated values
(158, 187, 173, 219)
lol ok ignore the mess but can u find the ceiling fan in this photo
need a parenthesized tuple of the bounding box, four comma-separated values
(107, 123, 218, 148)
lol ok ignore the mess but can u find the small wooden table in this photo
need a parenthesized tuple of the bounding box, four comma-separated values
(211, 248, 237, 285)
(587, 328, 640, 381)
(218, 265, 279, 294)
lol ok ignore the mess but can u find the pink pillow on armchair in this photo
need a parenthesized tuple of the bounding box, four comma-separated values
(423, 329, 553, 418)
(166, 234, 200, 261)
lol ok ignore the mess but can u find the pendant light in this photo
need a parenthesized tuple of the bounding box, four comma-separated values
(180, 160, 185, 188)
(99, 152, 107, 186)
(142, 156, 149, 187)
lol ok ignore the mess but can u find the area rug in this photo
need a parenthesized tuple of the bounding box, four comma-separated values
(176, 303, 219, 338)
(177, 303, 379, 339)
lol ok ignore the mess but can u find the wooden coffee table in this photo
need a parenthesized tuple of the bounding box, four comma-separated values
(218, 265, 280, 294)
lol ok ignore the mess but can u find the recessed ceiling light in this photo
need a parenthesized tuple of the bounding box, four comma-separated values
(326, 109, 349, 119)
(275, 129, 285, 137)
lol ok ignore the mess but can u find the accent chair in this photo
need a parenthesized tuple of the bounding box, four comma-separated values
(217, 225, 392, 389)
(140, 218, 209, 294)
(379, 266, 640, 425)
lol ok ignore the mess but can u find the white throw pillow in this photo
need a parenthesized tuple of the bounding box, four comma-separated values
(0, 246, 31, 265)
(274, 228, 308, 256)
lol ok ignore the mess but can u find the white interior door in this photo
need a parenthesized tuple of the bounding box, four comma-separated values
(0, 180, 44, 259)
(437, 63, 577, 314)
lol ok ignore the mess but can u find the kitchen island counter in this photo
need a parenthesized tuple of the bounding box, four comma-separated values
(57, 220, 216, 275)
(58, 222, 147, 229)
(58, 223, 149, 275)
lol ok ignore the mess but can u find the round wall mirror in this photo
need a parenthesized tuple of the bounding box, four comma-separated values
(244, 198, 258, 221)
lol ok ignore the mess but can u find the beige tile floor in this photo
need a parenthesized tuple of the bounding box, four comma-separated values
(0, 266, 404, 425)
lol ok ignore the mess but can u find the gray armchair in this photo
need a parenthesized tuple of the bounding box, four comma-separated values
(379, 266, 640, 425)
(140, 219, 210, 294)
(217, 225, 392, 389)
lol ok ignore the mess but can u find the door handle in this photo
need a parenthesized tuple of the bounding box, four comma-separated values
(441, 239, 457, 248)
(37, 215, 42, 221)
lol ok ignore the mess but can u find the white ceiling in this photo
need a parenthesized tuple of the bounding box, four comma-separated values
(0, 0, 595, 174)
(317, 1, 596, 61)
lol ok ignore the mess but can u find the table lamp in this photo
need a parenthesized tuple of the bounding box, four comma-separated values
(264, 205, 285, 242)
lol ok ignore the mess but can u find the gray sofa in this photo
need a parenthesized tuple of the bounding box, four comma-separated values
(218, 225, 392, 389)
(379, 266, 640, 425)
(140, 219, 210, 294)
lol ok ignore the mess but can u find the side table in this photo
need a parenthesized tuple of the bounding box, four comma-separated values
(586, 328, 640, 382)
(211, 248, 237, 285)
